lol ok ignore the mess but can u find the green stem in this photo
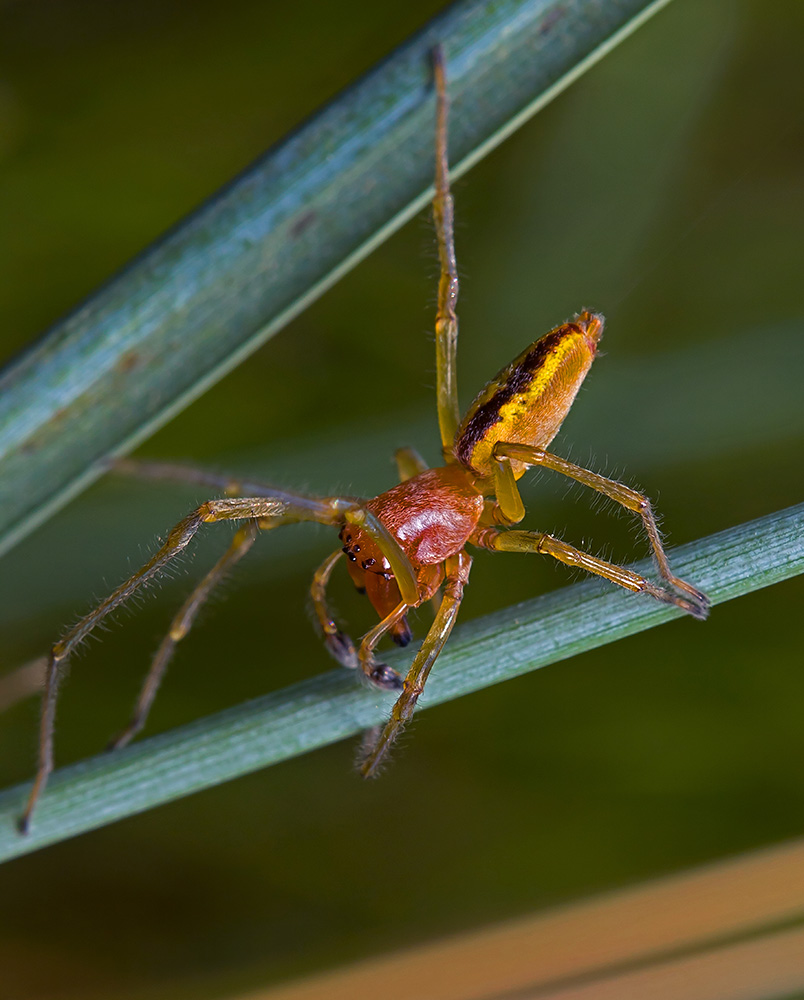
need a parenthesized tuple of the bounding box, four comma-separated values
(0, 502, 801, 862)
(0, 0, 673, 558)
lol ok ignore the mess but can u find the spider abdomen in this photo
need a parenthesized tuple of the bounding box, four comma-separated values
(454, 312, 604, 479)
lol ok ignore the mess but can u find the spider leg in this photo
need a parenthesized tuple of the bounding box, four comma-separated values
(312, 550, 418, 687)
(114, 457, 283, 499)
(108, 521, 259, 751)
(394, 450, 443, 613)
(310, 549, 359, 670)
(357, 600, 411, 690)
(492, 454, 526, 524)
(493, 442, 709, 618)
(431, 46, 460, 456)
(473, 526, 705, 618)
(360, 551, 472, 778)
(20, 490, 419, 833)
(313, 453, 432, 670)
(19, 497, 283, 833)
(115, 461, 421, 603)
(394, 446, 429, 481)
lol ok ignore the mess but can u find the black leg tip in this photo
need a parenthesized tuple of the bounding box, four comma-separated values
(689, 601, 710, 622)
(325, 630, 359, 670)
(369, 663, 404, 691)
(392, 621, 413, 648)
(682, 590, 711, 621)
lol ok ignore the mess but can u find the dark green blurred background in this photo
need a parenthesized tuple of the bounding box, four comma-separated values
(1, 0, 803, 997)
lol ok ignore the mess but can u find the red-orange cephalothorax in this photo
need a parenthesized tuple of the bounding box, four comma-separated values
(339, 464, 483, 626)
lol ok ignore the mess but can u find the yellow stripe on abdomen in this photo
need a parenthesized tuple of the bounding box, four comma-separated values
(454, 312, 603, 478)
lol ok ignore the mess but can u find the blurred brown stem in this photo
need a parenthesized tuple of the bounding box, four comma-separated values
(0, 657, 46, 713)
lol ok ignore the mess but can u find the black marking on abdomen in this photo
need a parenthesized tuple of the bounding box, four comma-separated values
(455, 329, 566, 469)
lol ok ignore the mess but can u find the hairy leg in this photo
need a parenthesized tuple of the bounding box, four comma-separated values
(116, 459, 420, 604)
(108, 521, 259, 751)
(493, 442, 709, 618)
(20, 498, 283, 833)
(20, 487, 420, 833)
(431, 46, 460, 455)
(474, 526, 705, 618)
(360, 551, 472, 777)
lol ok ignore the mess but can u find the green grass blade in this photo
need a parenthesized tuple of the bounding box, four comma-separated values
(0, 501, 800, 862)
(0, 0, 673, 559)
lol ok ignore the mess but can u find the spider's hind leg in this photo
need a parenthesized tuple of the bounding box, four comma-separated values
(474, 526, 705, 618)
(493, 443, 709, 618)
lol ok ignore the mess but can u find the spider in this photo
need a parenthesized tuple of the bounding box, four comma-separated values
(19, 47, 709, 833)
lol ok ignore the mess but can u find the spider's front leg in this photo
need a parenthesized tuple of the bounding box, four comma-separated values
(431, 44, 460, 455)
(356, 601, 413, 690)
(108, 521, 260, 751)
(310, 549, 361, 671)
(312, 449, 439, 683)
(20, 496, 283, 833)
(19, 484, 418, 834)
(312, 552, 422, 690)
(360, 551, 472, 777)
